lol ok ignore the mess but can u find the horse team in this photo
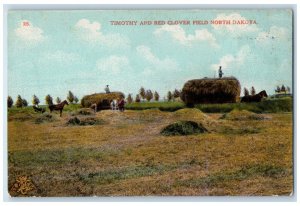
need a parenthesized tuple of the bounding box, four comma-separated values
(90, 98, 126, 113)
(32, 90, 268, 117)
(240, 90, 268, 103)
(110, 99, 125, 111)
(33, 100, 69, 117)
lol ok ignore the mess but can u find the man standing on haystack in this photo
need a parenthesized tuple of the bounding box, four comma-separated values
(105, 85, 110, 93)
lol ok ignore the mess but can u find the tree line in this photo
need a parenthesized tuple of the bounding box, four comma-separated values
(243, 85, 291, 97)
(126, 87, 181, 103)
(7, 91, 79, 108)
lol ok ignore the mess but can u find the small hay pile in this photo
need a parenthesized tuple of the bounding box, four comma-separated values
(67, 116, 105, 126)
(160, 121, 207, 136)
(81, 92, 124, 110)
(171, 108, 217, 130)
(221, 109, 271, 121)
(173, 108, 210, 122)
(181, 77, 241, 105)
(35, 113, 56, 124)
(71, 108, 94, 116)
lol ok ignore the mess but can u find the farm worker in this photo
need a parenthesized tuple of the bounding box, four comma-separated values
(218, 66, 224, 78)
(105, 85, 110, 93)
(118, 98, 126, 112)
(111, 100, 115, 110)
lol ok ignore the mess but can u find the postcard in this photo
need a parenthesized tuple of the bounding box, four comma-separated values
(7, 9, 293, 197)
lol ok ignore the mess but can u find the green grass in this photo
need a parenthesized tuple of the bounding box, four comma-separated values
(8, 147, 113, 167)
(8, 106, 37, 116)
(125, 101, 185, 111)
(8, 103, 82, 114)
(125, 97, 292, 113)
(78, 160, 201, 185)
(196, 97, 293, 113)
(8, 97, 292, 117)
(176, 164, 289, 188)
(63, 103, 82, 111)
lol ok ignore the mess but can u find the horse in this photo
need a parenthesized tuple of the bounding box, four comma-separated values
(241, 90, 268, 103)
(118, 99, 126, 112)
(33, 105, 46, 113)
(48, 100, 69, 117)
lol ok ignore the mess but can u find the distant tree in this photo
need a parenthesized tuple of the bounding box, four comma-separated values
(287, 86, 291, 94)
(74, 96, 79, 103)
(244, 88, 250, 96)
(154, 91, 160, 101)
(139, 87, 146, 101)
(45, 94, 53, 105)
(15, 95, 23, 108)
(127, 94, 133, 104)
(67, 91, 75, 103)
(173, 89, 180, 98)
(22, 99, 28, 107)
(250, 86, 256, 96)
(145, 90, 153, 102)
(74, 96, 79, 104)
(104, 85, 110, 94)
(275, 86, 281, 93)
(7, 96, 13, 108)
(281, 85, 286, 94)
(135, 94, 141, 103)
(167, 91, 173, 102)
(56, 97, 61, 104)
(32, 95, 40, 106)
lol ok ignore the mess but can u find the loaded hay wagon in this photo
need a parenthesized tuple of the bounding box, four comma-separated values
(81, 92, 125, 111)
(180, 77, 241, 106)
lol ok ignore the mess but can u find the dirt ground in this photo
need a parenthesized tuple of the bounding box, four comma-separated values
(7, 108, 293, 196)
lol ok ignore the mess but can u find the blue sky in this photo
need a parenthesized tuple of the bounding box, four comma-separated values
(8, 10, 293, 104)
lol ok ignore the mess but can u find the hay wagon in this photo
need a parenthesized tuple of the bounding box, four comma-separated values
(81, 92, 125, 111)
(180, 77, 241, 106)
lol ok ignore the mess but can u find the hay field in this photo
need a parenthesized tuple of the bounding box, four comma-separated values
(8, 107, 293, 196)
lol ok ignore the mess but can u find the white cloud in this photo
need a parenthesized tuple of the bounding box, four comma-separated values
(154, 25, 218, 47)
(96, 56, 129, 74)
(15, 20, 45, 44)
(43, 50, 80, 64)
(210, 45, 251, 71)
(212, 13, 259, 35)
(136, 45, 179, 74)
(256, 26, 289, 43)
(74, 19, 129, 48)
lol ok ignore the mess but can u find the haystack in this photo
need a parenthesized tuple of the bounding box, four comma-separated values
(180, 77, 241, 105)
(81, 92, 125, 110)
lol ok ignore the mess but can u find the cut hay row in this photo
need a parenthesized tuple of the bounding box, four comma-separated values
(181, 77, 241, 105)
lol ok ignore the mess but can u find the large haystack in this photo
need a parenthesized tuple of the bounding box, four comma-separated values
(81, 92, 125, 110)
(180, 77, 241, 105)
